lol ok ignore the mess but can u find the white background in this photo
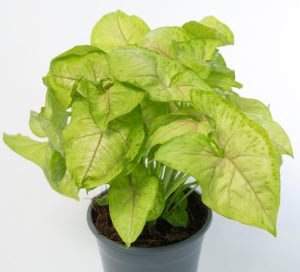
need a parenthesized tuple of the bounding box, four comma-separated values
(0, 0, 299, 271)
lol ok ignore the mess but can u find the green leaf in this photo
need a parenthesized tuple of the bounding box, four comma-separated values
(30, 90, 69, 155)
(109, 166, 158, 247)
(43, 90, 70, 132)
(44, 148, 78, 200)
(208, 52, 236, 84)
(211, 52, 235, 76)
(147, 178, 165, 221)
(96, 194, 109, 206)
(183, 17, 234, 46)
(200, 16, 234, 45)
(206, 72, 243, 91)
(119, 134, 147, 176)
(227, 94, 293, 156)
(63, 98, 144, 188)
(146, 113, 211, 152)
(3, 133, 48, 167)
(155, 133, 220, 181)
(183, 21, 221, 41)
(91, 10, 150, 53)
(162, 192, 188, 228)
(109, 46, 211, 102)
(155, 91, 280, 235)
(122, 110, 146, 166)
(227, 94, 272, 120)
(53, 171, 79, 200)
(46, 150, 66, 184)
(77, 78, 144, 131)
(204, 52, 242, 91)
(140, 27, 191, 58)
(140, 98, 170, 128)
(29, 111, 47, 138)
(32, 112, 63, 154)
(44, 46, 108, 108)
(175, 39, 220, 78)
(3, 134, 78, 200)
(259, 120, 293, 157)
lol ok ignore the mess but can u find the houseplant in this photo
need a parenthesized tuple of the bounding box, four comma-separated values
(3, 10, 292, 272)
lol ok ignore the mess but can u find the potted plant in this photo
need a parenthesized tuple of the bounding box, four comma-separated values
(3, 10, 292, 272)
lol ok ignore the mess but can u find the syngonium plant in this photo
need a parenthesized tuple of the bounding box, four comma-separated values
(3, 11, 292, 247)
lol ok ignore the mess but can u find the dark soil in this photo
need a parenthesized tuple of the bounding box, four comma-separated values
(91, 192, 209, 248)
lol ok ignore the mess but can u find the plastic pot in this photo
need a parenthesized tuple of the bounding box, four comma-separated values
(87, 192, 212, 272)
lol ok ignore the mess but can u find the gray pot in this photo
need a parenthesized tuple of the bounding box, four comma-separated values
(87, 195, 212, 272)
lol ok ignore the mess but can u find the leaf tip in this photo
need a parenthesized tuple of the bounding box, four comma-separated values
(125, 242, 131, 248)
(3, 132, 12, 145)
(268, 226, 277, 237)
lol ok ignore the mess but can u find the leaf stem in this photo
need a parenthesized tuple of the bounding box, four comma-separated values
(169, 185, 198, 212)
(165, 173, 190, 199)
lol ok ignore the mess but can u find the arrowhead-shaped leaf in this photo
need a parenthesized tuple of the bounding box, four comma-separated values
(63, 98, 144, 188)
(155, 91, 280, 235)
(91, 10, 150, 52)
(109, 165, 158, 247)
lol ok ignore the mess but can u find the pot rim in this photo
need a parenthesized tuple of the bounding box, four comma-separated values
(87, 191, 212, 253)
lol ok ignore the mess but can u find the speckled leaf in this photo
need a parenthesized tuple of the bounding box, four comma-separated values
(155, 91, 280, 235)
(44, 46, 108, 108)
(109, 165, 158, 247)
(63, 99, 144, 188)
(109, 46, 211, 102)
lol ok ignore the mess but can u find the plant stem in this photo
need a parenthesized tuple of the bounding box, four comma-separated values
(169, 185, 198, 212)
(165, 173, 190, 199)
(150, 160, 156, 175)
(155, 162, 165, 179)
(164, 183, 184, 212)
(163, 167, 176, 191)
